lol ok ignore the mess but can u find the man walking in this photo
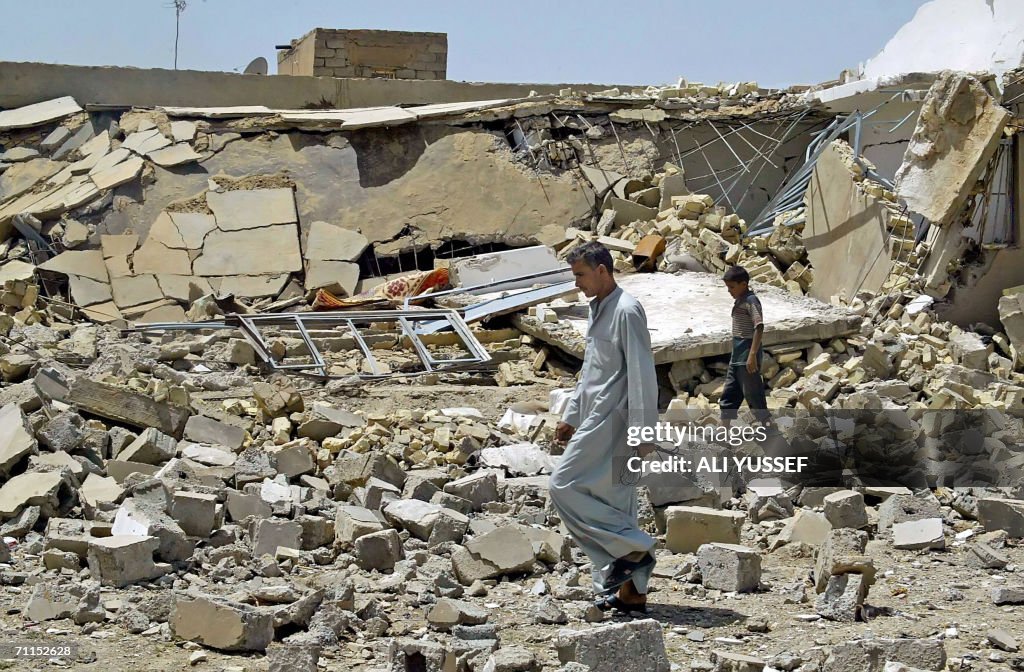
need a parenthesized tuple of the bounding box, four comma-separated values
(549, 241, 659, 613)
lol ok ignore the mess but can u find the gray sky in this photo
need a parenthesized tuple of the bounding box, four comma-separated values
(0, 0, 931, 88)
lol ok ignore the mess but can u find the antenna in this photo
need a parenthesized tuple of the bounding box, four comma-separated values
(243, 57, 269, 75)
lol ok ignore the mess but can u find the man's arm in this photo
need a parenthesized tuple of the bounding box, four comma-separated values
(747, 324, 764, 374)
(556, 371, 584, 444)
(621, 303, 659, 432)
(746, 297, 765, 374)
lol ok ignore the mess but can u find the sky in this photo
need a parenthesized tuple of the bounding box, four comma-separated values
(0, 0, 932, 88)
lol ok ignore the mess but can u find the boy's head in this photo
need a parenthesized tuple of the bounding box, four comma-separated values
(567, 241, 615, 298)
(723, 265, 750, 299)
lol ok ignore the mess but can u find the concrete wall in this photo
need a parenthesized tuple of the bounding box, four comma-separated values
(279, 29, 447, 80)
(0, 61, 637, 111)
(803, 142, 895, 302)
(861, 0, 1024, 83)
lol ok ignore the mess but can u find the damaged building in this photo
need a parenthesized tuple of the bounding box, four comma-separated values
(1, 2, 1024, 670)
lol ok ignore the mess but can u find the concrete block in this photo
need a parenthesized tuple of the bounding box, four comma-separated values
(266, 642, 320, 672)
(696, 543, 761, 592)
(87, 535, 167, 587)
(771, 509, 832, 550)
(226, 491, 272, 522)
(665, 506, 745, 553)
(556, 619, 670, 672)
(823, 490, 869, 529)
(266, 438, 316, 477)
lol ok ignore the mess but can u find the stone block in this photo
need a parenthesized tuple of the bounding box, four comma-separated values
(183, 415, 246, 451)
(556, 619, 670, 672)
(877, 494, 941, 531)
(443, 470, 499, 511)
(814, 528, 873, 594)
(665, 506, 745, 553)
(87, 535, 167, 587)
(354, 528, 403, 571)
(451, 525, 535, 585)
(266, 438, 316, 478)
(118, 427, 177, 465)
(696, 543, 761, 592)
(427, 598, 490, 631)
(978, 497, 1024, 537)
(816, 573, 867, 622)
(335, 505, 385, 545)
(170, 491, 219, 537)
(266, 642, 320, 672)
(252, 518, 302, 557)
(171, 592, 275, 651)
(823, 490, 868, 529)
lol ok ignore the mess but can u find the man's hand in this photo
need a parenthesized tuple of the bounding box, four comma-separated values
(746, 352, 758, 374)
(555, 422, 576, 445)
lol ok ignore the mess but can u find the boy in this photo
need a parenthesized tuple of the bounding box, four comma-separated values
(722, 265, 770, 424)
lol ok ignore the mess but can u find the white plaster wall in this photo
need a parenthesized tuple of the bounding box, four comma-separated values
(862, 0, 1024, 83)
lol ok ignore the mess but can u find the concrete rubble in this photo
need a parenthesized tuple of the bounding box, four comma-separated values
(1, 8, 1024, 672)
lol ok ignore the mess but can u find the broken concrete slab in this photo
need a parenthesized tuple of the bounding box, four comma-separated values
(147, 143, 203, 167)
(183, 415, 246, 451)
(207, 188, 297, 231)
(171, 592, 275, 651)
(252, 518, 302, 556)
(68, 378, 190, 437)
(515, 273, 861, 364)
(0, 470, 66, 520)
(192, 224, 302, 276)
(978, 498, 1024, 538)
(304, 221, 369, 262)
(803, 140, 896, 302)
(79, 474, 123, 512)
(118, 427, 178, 465)
(167, 211, 217, 249)
(0, 403, 37, 476)
(111, 274, 165, 309)
(896, 72, 1010, 225)
(90, 156, 143, 192)
(452, 525, 535, 584)
(0, 96, 81, 130)
(304, 259, 360, 296)
(449, 245, 568, 291)
(38, 250, 109, 283)
(816, 572, 867, 622)
(892, 518, 945, 550)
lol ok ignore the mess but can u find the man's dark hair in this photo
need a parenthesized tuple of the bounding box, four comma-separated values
(723, 265, 750, 283)
(566, 241, 614, 275)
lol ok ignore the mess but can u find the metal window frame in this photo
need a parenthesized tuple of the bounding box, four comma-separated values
(127, 308, 493, 379)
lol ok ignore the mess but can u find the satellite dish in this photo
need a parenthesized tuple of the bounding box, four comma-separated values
(243, 57, 268, 75)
